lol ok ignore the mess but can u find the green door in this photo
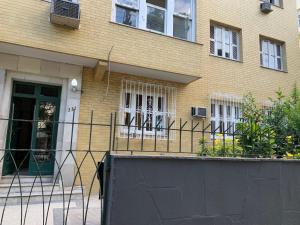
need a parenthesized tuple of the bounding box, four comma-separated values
(3, 82, 61, 176)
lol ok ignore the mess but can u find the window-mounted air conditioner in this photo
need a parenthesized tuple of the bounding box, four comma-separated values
(260, 2, 273, 14)
(191, 107, 207, 118)
(50, 0, 80, 29)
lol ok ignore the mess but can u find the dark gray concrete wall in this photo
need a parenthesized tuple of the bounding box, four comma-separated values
(104, 156, 300, 225)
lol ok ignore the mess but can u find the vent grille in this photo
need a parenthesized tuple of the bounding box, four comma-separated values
(52, 0, 80, 19)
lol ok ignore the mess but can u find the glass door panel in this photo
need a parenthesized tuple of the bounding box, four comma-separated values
(29, 101, 59, 176)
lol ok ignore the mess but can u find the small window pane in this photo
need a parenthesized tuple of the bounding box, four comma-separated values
(211, 104, 215, 117)
(219, 105, 223, 117)
(116, 6, 138, 27)
(146, 96, 154, 131)
(147, 6, 165, 33)
(210, 40, 215, 54)
(41, 86, 59, 97)
(276, 44, 281, 56)
(227, 105, 231, 117)
(211, 121, 216, 133)
(210, 26, 214, 39)
(136, 94, 143, 130)
(125, 93, 131, 108)
(263, 53, 269, 67)
(227, 121, 232, 134)
(117, 0, 138, 8)
(158, 97, 164, 112)
(173, 16, 191, 40)
(225, 30, 230, 44)
(277, 58, 282, 70)
(15, 84, 35, 95)
(225, 44, 230, 58)
(146, 0, 166, 8)
(124, 112, 131, 126)
(174, 0, 191, 16)
(232, 32, 237, 45)
(219, 121, 224, 133)
(269, 43, 275, 56)
(217, 42, 223, 56)
(262, 41, 268, 53)
(216, 28, 222, 42)
(233, 46, 238, 60)
(235, 107, 240, 119)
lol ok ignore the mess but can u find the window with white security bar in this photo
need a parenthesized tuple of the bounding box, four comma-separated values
(210, 100, 242, 136)
(112, 0, 195, 41)
(119, 80, 176, 139)
(210, 24, 241, 61)
(260, 38, 285, 71)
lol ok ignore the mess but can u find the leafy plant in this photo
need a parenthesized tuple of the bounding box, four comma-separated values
(235, 93, 273, 157)
(199, 135, 242, 157)
(199, 84, 300, 159)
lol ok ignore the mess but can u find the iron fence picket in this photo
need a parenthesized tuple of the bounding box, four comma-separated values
(0, 110, 299, 225)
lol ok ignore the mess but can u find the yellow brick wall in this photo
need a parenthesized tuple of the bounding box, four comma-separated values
(0, 0, 202, 77)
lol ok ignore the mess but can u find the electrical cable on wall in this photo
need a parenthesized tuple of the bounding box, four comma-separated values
(104, 46, 114, 100)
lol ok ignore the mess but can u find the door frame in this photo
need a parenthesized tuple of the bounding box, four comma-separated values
(3, 81, 62, 175)
(0, 69, 82, 186)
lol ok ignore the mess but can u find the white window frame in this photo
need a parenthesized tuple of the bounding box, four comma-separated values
(112, 0, 140, 28)
(264, 0, 281, 7)
(119, 80, 176, 139)
(260, 38, 284, 71)
(210, 25, 240, 61)
(112, 0, 196, 41)
(146, 2, 167, 34)
(211, 101, 241, 138)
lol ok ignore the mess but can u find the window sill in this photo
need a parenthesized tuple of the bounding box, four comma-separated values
(209, 54, 243, 63)
(260, 66, 288, 73)
(110, 21, 203, 46)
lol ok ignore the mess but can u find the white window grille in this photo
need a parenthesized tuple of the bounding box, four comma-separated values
(119, 80, 176, 139)
(260, 38, 284, 71)
(210, 25, 240, 61)
(112, 0, 195, 41)
(210, 93, 242, 137)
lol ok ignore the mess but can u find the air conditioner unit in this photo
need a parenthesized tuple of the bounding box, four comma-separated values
(191, 107, 207, 118)
(50, 0, 80, 29)
(260, 2, 273, 14)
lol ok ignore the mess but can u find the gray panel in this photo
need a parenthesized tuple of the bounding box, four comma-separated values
(105, 156, 300, 225)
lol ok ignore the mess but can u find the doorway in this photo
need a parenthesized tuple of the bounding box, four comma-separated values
(3, 82, 61, 176)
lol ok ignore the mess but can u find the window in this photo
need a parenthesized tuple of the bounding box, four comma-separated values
(146, 0, 166, 33)
(119, 80, 176, 139)
(265, 0, 281, 7)
(211, 101, 241, 136)
(113, 0, 195, 41)
(173, 0, 193, 40)
(210, 25, 240, 61)
(260, 38, 284, 71)
(115, 0, 139, 27)
(298, 15, 300, 28)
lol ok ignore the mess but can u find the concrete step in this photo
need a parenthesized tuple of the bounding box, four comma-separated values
(0, 186, 84, 205)
(0, 183, 60, 193)
(0, 176, 53, 184)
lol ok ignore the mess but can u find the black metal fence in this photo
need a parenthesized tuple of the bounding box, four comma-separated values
(0, 109, 298, 225)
